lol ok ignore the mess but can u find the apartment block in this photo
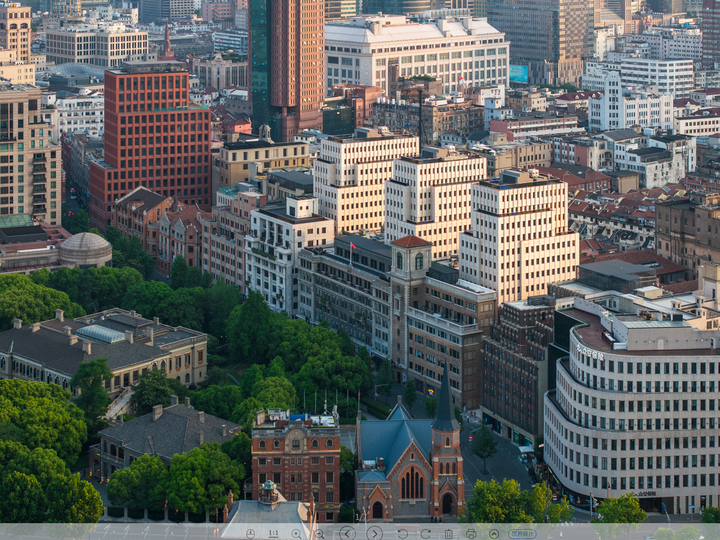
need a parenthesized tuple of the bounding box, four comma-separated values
(88, 61, 212, 230)
(674, 114, 720, 136)
(458, 168, 579, 304)
(244, 197, 334, 316)
(297, 234, 392, 359)
(154, 203, 212, 275)
(477, 139, 552, 178)
(324, 14, 509, 95)
(0, 49, 33, 85)
(0, 4, 31, 64)
(480, 295, 554, 444)
(702, 0, 720, 70)
(0, 84, 60, 224)
(551, 136, 613, 171)
(621, 58, 694, 98)
(313, 127, 418, 235)
(385, 147, 487, 260)
(488, 111, 582, 142)
(252, 409, 341, 523)
(47, 91, 104, 137)
(191, 52, 247, 90)
(389, 236, 497, 409)
(621, 27, 702, 60)
(46, 25, 149, 68)
(112, 186, 174, 258)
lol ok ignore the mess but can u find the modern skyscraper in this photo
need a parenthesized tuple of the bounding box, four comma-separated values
(88, 61, 212, 230)
(488, 0, 593, 85)
(140, 0, 193, 23)
(250, 0, 324, 141)
(0, 3, 31, 64)
(49, 0, 81, 16)
(702, 0, 720, 70)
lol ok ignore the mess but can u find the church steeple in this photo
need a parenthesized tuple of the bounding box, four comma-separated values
(159, 19, 175, 61)
(433, 363, 460, 432)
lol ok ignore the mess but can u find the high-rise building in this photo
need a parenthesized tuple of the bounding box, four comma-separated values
(362, 0, 430, 14)
(313, 127, 418, 235)
(0, 83, 60, 224)
(0, 4, 31, 65)
(88, 61, 212, 231)
(488, 0, 593, 86)
(702, 0, 720, 70)
(325, 0, 356, 19)
(46, 25, 149, 67)
(249, 0, 324, 141)
(458, 168, 579, 304)
(140, 0, 194, 23)
(385, 147, 486, 260)
(49, 0, 81, 16)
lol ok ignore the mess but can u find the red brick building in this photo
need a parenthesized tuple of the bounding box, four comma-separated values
(154, 203, 211, 275)
(89, 60, 212, 231)
(251, 409, 341, 523)
(112, 186, 174, 258)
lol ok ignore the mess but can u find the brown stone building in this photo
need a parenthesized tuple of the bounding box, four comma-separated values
(112, 186, 174, 258)
(479, 295, 554, 445)
(154, 203, 212, 275)
(656, 192, 720, 279)
(389, 236, 497, 411)
(251, 409, 341, 523)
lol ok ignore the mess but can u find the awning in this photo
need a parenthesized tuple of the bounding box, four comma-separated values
(519, 445, 534, 454)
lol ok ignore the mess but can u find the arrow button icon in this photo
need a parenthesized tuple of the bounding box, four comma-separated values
(366, 526, 383, 540)
(340, 526, 357, 540)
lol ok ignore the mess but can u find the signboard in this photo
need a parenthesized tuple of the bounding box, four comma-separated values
(509, 65, 529, 84)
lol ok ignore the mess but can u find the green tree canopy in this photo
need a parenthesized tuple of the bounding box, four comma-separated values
(592, 493, 647, 524)
(252, 377, 296, 410)
(107, 454, 169, 510)
(461, 479, 532, 524)
(403, 382, 417, 409)
(424, 397, 438, 419)
(70, 357, 113, 433)
(0, 471, 47, 523)
(240, 364, 265, 397)
(702, 507, 720, 523)
(3, 442, 70, 489)
(231, 397, 263, 430)
(205, 278, 243, 339)
(63, 209, 90, 235)
(192, 385, 245, 421)
(0, 379, 87, 464)
(47, 474, 104, 523)
(170, 255, 189, 290)
(121, 280, 175, 321)
(471, 420, 498, 473)
(130, 367, 190, 416)
(220, 432, 252, 477)
(377, 358, 395, 403)
(227, 291, 283, 364)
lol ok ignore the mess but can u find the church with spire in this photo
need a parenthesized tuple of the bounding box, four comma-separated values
(355, 364, 464, 521)
(157, 20, 175, 62)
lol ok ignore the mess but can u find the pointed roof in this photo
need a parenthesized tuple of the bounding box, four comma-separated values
(433, 364, 459, 432)
(392, 235, 432, 248)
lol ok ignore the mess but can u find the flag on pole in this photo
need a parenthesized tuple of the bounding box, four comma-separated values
(351, 243, 356, 249)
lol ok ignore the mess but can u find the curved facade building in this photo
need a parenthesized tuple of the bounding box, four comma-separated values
(545, 298, 720, 515)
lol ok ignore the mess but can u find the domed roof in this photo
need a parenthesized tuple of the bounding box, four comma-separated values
(59, 232, 111, 252)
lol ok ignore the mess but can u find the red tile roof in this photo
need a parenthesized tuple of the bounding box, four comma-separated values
(392, 235, 433, 248)
(662, 280, 698, 294)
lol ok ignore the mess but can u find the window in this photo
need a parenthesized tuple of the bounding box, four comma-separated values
(397, 253, 403, 270)
(312, 439, 319, 448)
(415, 253, 424, 270)
(312, 472, 319, 484)
(259, 440, 266, 449)
(292, 439, 300, 448)
(326, 439, 334, 448)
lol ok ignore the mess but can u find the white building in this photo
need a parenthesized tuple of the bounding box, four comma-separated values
(624, 27, 702, 60)
(43, 90, 105, 137)
(581, 61, 623, 92)
(544, 283, 720, 515)
(385, 146, 487, 260)
(313, 126, 418, 235)
(588, 71, 673, 132)
(674, 114, 720, 136)
(46, 24, 149, 67)
(244, 197, 334, 316)
(324, 14, 509, 95)
(621, 58, 694, 98)
(594, 25, 623, 62)
(613, 136, 691, 189)
(458, 168, 579, 304)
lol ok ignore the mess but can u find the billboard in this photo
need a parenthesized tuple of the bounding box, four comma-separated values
(509, 65, 529, 84)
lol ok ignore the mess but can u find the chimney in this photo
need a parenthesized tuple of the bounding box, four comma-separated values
(228, 490, 234, 508)
(170, 395, 178, 406)
(118, 415, 124, 424)
(82, 341, 92, 354)
(13, 319, 21, 329)
(64, 326, 72, 335)
(398, 394, 403, 406)
(130, 310, 136, 317)
(153, 404, 163, 421)
(55, 309, 64, 322)
(125, 331, 134, 344)
(154, 317, 160, 325)
(147, 328, 154, 346)
(31, 323, 41, 333)
(199, 431, 204, 444)
(185, 397, 191, 407)
(222, 424, 227, 437)
(198, 411, 205, 423)
(69, 335, 78, 346)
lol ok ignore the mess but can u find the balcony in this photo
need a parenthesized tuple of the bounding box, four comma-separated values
(32, 155, 47, 163)
(32, 165, 47, 173)
(407, 306, 478, 336)
(32, 205, 47, 214)
(32, 175, 46, 184)
(33, 195, 47, 204)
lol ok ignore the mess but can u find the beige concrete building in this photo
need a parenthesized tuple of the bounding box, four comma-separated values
(0, 49, 34, 84)
(313, 127, 418, 235)
(458, 168, 579, 304)
(46, 24, 149, 67)
(0, 83, 60, 224)
(385, 147, 487, 260)
(474, 139, 553, 178)
(191, 52, 247, 90)
(0, 4, 31, 64)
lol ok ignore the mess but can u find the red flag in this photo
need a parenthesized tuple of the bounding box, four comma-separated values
(351, 243, 356, 249)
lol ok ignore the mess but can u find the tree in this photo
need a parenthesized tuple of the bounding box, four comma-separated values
(376, 358, 395, 404)
(471, 420, 497, 474)
(122, 280, 174, 320)
(338, 505, 360, 523)
(231, 397, 264, 431)
(461, 479, 532, 524)
(170, 255, 189, 290)
(47, 474, 104, 523)
(130, 367, 190, 416)
(192, 385, 245, 421)
(454, 406, 464, 431)
(654, 529, 676, 540)
(88, 266, 143, 312)
(107, 455, 168, 511)
(336, 329, 355, 356)
(227, 291, 282, 364)
(703, 507, 720, 523)
(70, 357, 113, 432)
(253, 377, 296, 410)
(266, 356, 286, 379)
(403, 381, 417, 409)
(4, 444, 70, 489)
(157, 287, 206, 330)
(0, 472, 46, 523)
(592, 494, 647, 524)
(524, 482, 573, 523)
(63, 209, 90, 235)
(340, 446, 357, 502)
(205, 278, 242, 339)
(676, 526, 701, 540)
(0, 379, 87, 464)
(424, 396, 439, 419)
(240, 364, 265, 397)
(221, 432, 252, 477)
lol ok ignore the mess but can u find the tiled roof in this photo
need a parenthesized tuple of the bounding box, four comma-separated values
(359, 418, 433, 480)
(662, 280, 698, 294)
(392, 235, 432, 248)
(99, 404, 242, 460)
(590, 249, 686, 277)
